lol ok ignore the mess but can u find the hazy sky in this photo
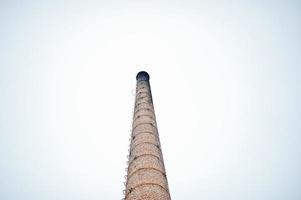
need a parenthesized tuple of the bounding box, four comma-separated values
(0, 1, 301, 199)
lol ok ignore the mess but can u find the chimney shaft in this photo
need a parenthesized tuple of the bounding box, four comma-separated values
(124, 71, 171, 200)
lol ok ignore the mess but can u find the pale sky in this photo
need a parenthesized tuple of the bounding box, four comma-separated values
(0, 1, 301, 199)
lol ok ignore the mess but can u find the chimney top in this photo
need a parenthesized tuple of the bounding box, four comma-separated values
(136, 71, 150, 81)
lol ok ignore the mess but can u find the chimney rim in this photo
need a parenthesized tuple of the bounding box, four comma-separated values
(136, 71, 150, 81)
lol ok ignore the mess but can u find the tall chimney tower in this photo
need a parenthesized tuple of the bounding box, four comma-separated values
(124, 71, 171, 200)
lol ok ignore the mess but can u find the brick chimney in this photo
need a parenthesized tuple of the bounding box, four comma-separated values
(124, 71, 171, 200)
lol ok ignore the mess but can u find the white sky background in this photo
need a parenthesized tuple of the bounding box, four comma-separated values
(0, 1, 301, 199)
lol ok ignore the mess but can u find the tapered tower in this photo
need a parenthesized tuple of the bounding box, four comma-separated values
(124, 71, 171, 200)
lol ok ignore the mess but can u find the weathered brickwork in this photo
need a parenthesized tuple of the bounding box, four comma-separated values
(128, 156, 165, 177)
(126, 184, 170, 200)
(131, 132, 159, 148)
(124, 71, 171, 200)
